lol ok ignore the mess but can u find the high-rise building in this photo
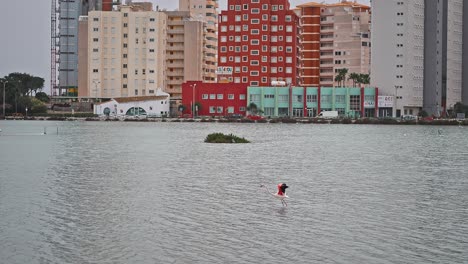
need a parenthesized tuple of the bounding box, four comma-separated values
(82, 5, 167, 98)
(179, 0, 218, 83)
(56, 0, 115, 97)
(371, 0, 465, 117)
(463, 0, 468, 105)
(164, 11, 205, 101)
(296, 1, 371, 87)
(217, 0, 299, 86)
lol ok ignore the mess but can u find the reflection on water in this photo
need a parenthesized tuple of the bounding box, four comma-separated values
(1, 121, 468, 263)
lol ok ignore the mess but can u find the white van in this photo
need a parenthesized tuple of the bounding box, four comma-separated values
(317, 111, 339, 118)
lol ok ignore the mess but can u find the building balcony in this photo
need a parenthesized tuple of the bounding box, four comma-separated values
(166, 79, 183, 85)
(167, 71, 184, 77)
(167, 29, 184, 34)
(167, 61, 184, 68)
(167, 53, 184, 60)
(167, 45, 184, 51)
(168, 20, 184, 26)
(168, 37, 184, 43)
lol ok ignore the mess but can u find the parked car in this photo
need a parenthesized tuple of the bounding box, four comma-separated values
(246, 115, 265, 121)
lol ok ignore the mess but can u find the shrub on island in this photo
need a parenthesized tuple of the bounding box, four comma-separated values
(204, 133, 250, 143)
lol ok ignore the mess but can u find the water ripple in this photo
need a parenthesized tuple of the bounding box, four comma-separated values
(1, 122, 468, 263)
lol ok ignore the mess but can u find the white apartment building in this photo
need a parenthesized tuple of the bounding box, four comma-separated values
(371, 0, 425, 117)
(84, 5, 166, 98)
(371, 0, 464, 117)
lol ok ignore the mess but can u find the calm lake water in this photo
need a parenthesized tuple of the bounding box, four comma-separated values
(0, 120, 467, 264)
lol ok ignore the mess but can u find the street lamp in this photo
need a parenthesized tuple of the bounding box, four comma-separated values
(191, 83, 197, 118)
(1, 80, 7, 119)
(93, 80, 100, 100)
(394, 85, 398, 118)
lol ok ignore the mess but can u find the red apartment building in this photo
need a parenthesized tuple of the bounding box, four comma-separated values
(217, 0, 300, 86)
(181, 81, 248, 117)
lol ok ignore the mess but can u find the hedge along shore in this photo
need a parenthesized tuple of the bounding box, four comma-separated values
(3, 115, 467, 126)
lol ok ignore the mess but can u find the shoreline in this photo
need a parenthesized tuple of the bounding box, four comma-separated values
(1, 116, 466, 126)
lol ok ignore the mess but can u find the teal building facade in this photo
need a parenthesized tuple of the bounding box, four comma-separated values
(247, 86, 378, 118)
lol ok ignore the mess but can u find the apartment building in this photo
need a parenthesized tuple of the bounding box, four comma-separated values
(296, 1, 371, 87)
(164, 11, 205, 100)
(82, 5, 167, 98)
(372, 0, 465, 117)
(217, 0, 300, 86)
(179, 0, 218, 82)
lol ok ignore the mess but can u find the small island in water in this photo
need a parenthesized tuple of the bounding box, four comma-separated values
(204, 133, 250, 143)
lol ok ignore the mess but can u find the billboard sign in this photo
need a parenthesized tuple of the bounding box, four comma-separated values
(216, 67, 233, 75)
(378, 96, 394, 108)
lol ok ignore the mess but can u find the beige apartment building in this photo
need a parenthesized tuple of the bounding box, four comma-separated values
(79, 4, 167, 98)
(296, 1, 371, 87)
(164, 11, 205, 100)
(179, 0, 218, 83)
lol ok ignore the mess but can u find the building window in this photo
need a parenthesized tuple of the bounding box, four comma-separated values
(306, 94, 317, 103)
(321, 94, 331, 103)
(210, 94, 216, 99)
(202, 94, 208, 99)
(350, 95, 360, 110)
(228, 94, 234, 100)
(335, 95, 345, 103)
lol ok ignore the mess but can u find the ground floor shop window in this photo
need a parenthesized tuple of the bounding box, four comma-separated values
(292, 108, 303, 117)
(278, 107, 289, 116)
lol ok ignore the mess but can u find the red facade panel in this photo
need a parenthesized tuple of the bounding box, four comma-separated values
(218, 0, 299, 86)
(102, 0, 113, 11)
(181, 81, 248, 117)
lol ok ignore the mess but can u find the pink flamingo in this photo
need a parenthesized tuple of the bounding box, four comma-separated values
(260, 183, 289, 206)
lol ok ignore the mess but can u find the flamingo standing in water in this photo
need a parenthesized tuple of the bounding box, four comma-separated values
(260, 183, 289, 206)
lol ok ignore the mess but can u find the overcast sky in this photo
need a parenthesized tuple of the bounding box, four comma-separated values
(0, 0, 370, 94)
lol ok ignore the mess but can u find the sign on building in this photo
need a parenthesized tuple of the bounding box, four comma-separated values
(364, 100, 375, 108)
(378, 96, 394, 108)
(216, 67, 233, 75)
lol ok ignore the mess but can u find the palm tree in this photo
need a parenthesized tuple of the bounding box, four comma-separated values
(348, 73, 360, 87)
(334, 75, 343, 87)
(360, 74, 370, 86)
(335, 68, 349, 87)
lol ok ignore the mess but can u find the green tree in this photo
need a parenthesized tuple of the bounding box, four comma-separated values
(335, 68, 348, 87)
(1, 73, 45, 114)
(348, 73, 360, 87)
(35, 92, 50, 103)
(358, 74, 370, 86)
(29, 98, 47, 114)
(247, 102, 258, 115)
